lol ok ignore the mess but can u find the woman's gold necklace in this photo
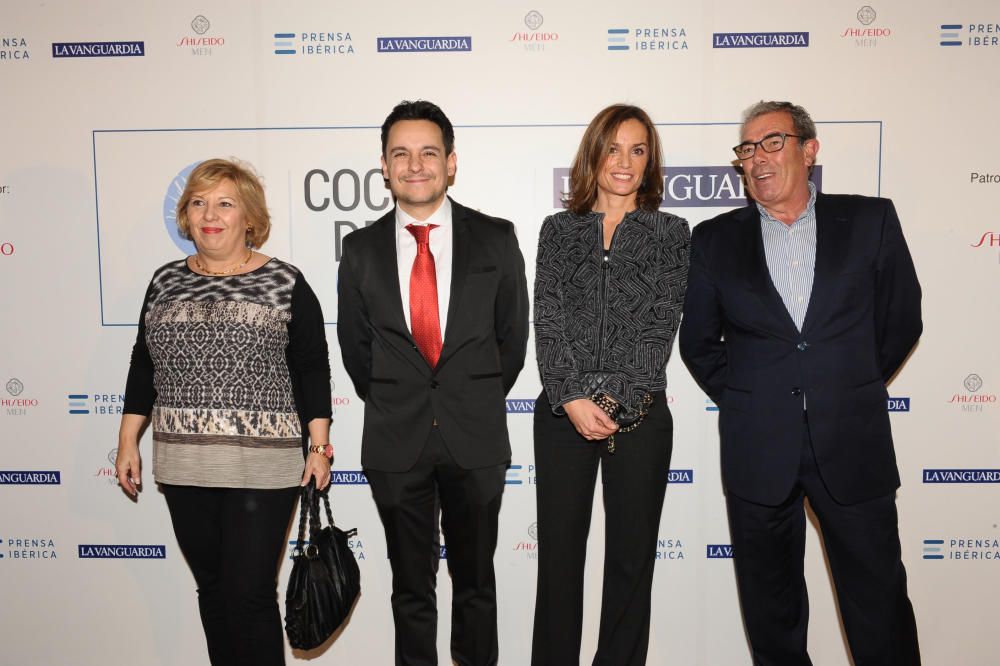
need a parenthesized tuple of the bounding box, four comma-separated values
(193, 249, 253, 276)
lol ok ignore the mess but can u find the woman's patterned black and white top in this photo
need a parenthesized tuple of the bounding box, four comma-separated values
(534, 209, 690, 418)
(124, 258, 331, 489)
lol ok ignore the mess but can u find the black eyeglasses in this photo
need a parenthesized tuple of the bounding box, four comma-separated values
(732, 132, 803, 160)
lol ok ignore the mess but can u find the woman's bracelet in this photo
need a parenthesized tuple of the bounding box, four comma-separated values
(308, 443, 334, 459)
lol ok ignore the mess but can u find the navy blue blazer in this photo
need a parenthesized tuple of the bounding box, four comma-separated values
(679, 193, 922, 505)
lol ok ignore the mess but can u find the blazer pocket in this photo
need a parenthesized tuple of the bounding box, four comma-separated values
(369, 377, 398, 385)
(469, 371, 503, 380)
(469, 265, 497, 274)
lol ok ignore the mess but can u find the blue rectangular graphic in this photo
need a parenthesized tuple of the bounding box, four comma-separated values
(376, 36, 472, 52)
(505, 399, 535, 413)
(607, 28, 629, 51)
(922, 539, 944, 560)
(0, 471, 61, 485)
(922, 469, 1000, 483)
(273, 32, 295, 55)
(706, 544, 734, 558)
(887, 397, 910, 412)
(52, 41, 145, 58)
(667, 469, 693, 484)
(68, 393, 89, 414)
(940, 24, 962, 46)
(78, 544, 166, 558)
(712, 32, 809, 48)
(331, 470, 369, 485)
(505, 465, 523, 485)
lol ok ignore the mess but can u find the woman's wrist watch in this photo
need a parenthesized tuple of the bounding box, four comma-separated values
(308, 443, 334, 459)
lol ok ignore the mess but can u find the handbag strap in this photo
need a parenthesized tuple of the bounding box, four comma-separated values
(295, 481, 347, 554)
(294, 483, 311, 555)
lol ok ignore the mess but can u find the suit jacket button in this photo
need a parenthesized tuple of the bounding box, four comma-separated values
(791, 387, 802, 397)
(430, 380, 439, 389)
(797, 341, 809, 351)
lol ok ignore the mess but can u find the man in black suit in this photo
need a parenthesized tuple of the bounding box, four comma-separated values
(680, 101, 921, 665)
(337, 100, 529, 666)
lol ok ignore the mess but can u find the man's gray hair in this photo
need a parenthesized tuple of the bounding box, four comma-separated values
(742, 101, 817, 141)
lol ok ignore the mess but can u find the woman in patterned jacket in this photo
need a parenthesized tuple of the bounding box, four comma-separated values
(531, 105, 690, 665)
(115, 158, 332, 666)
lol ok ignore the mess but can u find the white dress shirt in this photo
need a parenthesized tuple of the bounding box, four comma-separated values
(395, 198, 453, 340)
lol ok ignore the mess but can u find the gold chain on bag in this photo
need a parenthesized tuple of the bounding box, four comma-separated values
(591, 392, 653, 454)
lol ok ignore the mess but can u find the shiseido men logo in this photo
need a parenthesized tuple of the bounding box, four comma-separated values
(94, 449, 119, 486)
(163, 162, 199, 254)
(552, 166, 823, 208)
(0, 471, 61, 485)
(607, 26, 689, 52)
(512, 523, 538, 558)
(970, 231, 1000, 262)
(274, 31, 355, 56)
(713, 31, 809, 48)
(192, 15, 210, 34)
(965, 374, 983, 392)
(923, 469, 1000, 483)
(841, 6, 891, 46)
(511, 11, 559, 51)
(52, 41, 145, 58)
(377, 35, 471, 53)
(706, 544, 733, 558)
(947, 373, 996, 412)
(2, 378, 38, 416)
(1, 36, 30, 61)
(177, 15, 225, 55)
(78, 544, 166, 559)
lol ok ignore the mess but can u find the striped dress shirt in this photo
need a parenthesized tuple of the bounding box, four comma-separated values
(758, 182, 818, 332)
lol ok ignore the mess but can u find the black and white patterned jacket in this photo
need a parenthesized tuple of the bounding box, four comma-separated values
(534, 209, 690, 418)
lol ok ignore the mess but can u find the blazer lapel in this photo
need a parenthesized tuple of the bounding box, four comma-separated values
(739, 206, 799, 336)
(802, 194, 849, 335)
(370, 211, 426, 371)
(439, 198, 470, 365)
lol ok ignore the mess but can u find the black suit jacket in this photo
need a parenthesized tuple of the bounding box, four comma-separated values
(337, 198, 529, 472)
(680, 193, 922, 505)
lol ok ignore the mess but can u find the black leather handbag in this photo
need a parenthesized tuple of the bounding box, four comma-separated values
(284, 481, 360, 650)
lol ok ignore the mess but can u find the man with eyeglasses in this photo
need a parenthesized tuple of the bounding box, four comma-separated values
(680, 101, 922, 665)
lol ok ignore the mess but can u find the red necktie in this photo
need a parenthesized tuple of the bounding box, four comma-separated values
(406, 223, 442, 368)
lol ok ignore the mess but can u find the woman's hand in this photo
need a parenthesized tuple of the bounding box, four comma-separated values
(115, 441, 142, 498)
(563, 398, 619, 441)
(301, 450, 332, 491)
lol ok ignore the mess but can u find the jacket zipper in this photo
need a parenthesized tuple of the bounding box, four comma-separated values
(597, 214, 624, 372)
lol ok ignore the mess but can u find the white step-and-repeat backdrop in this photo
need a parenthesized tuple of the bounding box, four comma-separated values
(2, 1, 999, 663)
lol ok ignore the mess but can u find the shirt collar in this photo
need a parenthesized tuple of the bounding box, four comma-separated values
(395, 197, 452, 231)
(757, 181, 817, 229)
